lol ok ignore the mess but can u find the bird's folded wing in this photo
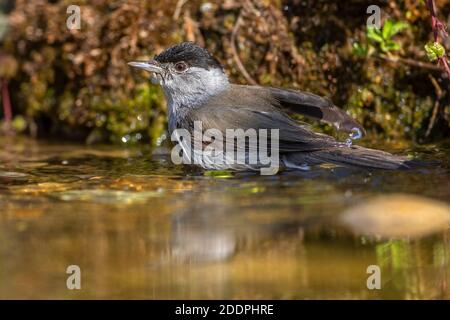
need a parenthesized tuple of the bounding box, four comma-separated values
(265, 87, 366, 136)
(191, 104, 339, 153)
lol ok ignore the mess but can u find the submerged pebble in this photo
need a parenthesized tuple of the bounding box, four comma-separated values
(52, 189, 163, 204)
(0, 171, 31, 184)
(0, 171, 29, 178)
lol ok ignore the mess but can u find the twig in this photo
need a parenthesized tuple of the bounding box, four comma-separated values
(377, 54, 442, 72)
(425, 74, 443, 137)
(230, 10, 258, 85)
(183, 10, 196, 42)
(173, 0, 187, 20)
(426, 0, 450, 78)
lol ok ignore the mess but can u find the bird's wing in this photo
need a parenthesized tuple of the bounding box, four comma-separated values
(190, 100, 340, 153)
(234, 85, 365, 136)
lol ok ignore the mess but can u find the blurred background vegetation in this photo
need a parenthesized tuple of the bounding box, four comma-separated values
(0, 0, 449, 145)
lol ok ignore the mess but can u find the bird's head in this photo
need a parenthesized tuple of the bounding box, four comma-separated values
(128, 42, 229, 107)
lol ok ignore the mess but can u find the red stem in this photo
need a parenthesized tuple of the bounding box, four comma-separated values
(427, 0, 448, 40)
(427, 0, 438, 40)
(426, 0, 450, 78)
(1, 79, 13, 123)
(439, 57, 450, 78)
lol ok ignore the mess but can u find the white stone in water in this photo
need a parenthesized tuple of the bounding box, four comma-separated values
(340, 194, 450, 239)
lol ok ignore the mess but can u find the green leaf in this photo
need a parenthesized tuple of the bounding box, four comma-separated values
(352, 42, 367, 57)
(389, 21, 409, 37)
(425, 42, 446, 61)
(381, 40, 401, 52)
(367, 26, 383, 43)
(382, 20, 408, 39)
(382, 20, 394, 40)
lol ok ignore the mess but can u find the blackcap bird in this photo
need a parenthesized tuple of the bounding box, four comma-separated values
(129, 42, 416, 173)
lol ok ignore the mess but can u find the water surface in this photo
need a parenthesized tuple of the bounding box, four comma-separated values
(0, 136, 449, 299)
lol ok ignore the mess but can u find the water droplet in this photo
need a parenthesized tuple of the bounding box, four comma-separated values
(156, 133, 167, 146)
(345, 138, 353, 147)
(121, 135, 131, 143)
(346, 127, 363, 147)
(350, 127, 363, 140)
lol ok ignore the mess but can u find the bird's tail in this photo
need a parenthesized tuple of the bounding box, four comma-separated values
(284, 145, 421, 170)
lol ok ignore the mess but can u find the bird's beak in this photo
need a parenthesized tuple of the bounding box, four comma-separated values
(127, 60, 163, 74)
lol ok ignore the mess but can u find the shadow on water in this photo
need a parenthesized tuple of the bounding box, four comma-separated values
(0, 136, 449, 299)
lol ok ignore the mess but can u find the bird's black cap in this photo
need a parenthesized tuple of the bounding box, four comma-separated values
(154, 42, 222, 70)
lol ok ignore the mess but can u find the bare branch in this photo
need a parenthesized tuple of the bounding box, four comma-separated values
(231, 10, 258, 85)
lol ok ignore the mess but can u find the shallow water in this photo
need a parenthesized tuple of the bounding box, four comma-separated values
(0, 136, 449, 299)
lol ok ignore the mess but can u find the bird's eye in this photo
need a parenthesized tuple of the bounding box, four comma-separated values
(174, 62, 188, 73)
